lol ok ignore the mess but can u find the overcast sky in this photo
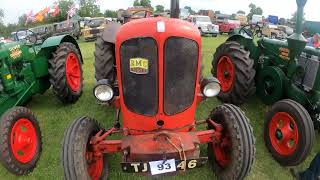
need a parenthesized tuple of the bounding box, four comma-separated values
(1, 0, 319, 24)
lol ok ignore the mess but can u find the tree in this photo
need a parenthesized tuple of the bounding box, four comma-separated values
(133, 0, 140, 6)
(237, 10, 245, 15)
(104, 10, 117, 18)
(51, 0, 74, 22)
(247, 3, 263, 20)
(184, 6, 195, 15)
(79, 0, 102, 17)
(0, 9, 4, 24)
(155, 5, 164, 13)
(140, 0, 152, 8)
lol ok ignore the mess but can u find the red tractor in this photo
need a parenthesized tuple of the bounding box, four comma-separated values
(62, 1, 255, 179)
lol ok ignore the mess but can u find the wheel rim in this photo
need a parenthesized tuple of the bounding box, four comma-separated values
(269, 112, 299, 156)
(86, 150, 103, 180)
(212, 133, 231, 168)
(217, 56, 235, 92)
(65, 52, 81, 92)
(10, 118, 38, 163)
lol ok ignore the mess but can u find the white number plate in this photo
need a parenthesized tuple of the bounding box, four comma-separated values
(149, 159, 176, 175)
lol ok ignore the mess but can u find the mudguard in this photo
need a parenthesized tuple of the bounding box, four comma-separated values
(41, 35, 83, 62)
(227, 34, 252, 42)
(102, 22, 121, 44)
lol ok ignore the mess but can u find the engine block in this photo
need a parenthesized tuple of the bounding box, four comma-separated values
(296, 52, 320, 91)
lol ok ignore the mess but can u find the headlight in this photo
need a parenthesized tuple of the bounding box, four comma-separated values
(201, 77, 221, 98)
(93, 80, 114, 102)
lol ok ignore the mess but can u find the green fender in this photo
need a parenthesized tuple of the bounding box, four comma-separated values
(32, 35, 83, 78)
(41, 34, 83, 63)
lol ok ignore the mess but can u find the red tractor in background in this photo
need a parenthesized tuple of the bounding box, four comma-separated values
(62, 1, 255, 179)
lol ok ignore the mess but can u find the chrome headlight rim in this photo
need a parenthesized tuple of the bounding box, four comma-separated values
(201, 77, 221, 98)
(93, 79, 114, 102)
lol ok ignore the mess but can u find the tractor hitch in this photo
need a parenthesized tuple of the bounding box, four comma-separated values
(86, 119, 223, 175)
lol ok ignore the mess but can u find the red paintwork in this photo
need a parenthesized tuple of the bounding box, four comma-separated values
(115, 17, 202, 135)
(218, 21, 240, 33)
(88, 18, 226, 178)
(10, 118, 38, 163)
(90, 120, 222, 159)
(65, 52, 81, 92)
(213, 133, 231, 167)
(86, 150, 103, 180)
(269, 112, 299, 156)
(217, 56, 235, 92)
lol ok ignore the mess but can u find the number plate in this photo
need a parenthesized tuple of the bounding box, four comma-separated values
(149, 159, 176, 175)
(121, 157, 208, 174)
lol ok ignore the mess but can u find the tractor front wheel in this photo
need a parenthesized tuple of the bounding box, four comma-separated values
(264, 99, 315, 166)
(62, 117, 109, 180)
(49, 42, 83, 104)
(212, 41, 255, 105)
(208, 104, 255, 180)
(0, 107, 42, 175)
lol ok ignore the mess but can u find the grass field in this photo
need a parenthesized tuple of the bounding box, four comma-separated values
(0, 35, 319, 180)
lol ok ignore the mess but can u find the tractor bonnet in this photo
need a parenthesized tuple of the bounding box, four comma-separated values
(114, 17, 202, 134)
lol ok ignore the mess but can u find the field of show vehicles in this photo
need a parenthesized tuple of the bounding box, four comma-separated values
(0, 30, 83, 175)
(212, 0, 317, 166)
(61, 0, 255, 180)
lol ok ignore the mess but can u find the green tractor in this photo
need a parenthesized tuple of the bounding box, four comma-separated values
(0, 29, 83, 175)
(212, 0, 317, 166)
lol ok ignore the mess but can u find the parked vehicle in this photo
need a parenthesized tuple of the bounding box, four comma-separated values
(257, 24, 286, 39)
(251, 14, 263, 24)
(268, 15, 279, 25)
(236, 13, 248, 25)
(0, 30, 83, 176)
(61, 1, 255, 179)
(218, 19, 240, 34)
(278, 25, 294, 36)
(81, 17, 108, 41)
(53, 20, 80, 39)
(212, 0, 315, 167)
(30, 24, 55, 41)
(190, 15, 219, 37)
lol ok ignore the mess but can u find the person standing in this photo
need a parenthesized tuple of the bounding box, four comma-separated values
(307, 33, 320, 48)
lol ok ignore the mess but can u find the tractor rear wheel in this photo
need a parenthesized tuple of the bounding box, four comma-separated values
(49, 42, 83, 104)
(264, 99, 315, 166)
(62, 116, 109, 180)
(208, 104, 255, 180)
(94, 36, 116, 82)
(0, 107, 42, 175)
(212, 41, 255, 105)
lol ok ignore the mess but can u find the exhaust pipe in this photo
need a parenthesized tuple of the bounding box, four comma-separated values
(170, 0, 180, 18)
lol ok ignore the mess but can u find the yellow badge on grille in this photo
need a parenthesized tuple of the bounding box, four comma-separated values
(129, 58, 149, 74)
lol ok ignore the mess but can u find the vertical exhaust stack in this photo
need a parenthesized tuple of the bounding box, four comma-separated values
(286, 0, 308, 78)
(170, 0, 180, 18)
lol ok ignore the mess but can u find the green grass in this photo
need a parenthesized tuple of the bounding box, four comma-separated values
(0, 35, 319, 180)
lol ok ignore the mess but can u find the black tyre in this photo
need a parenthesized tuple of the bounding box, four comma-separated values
(208, 104, 255, 180)
(94, 35, 116, 82)
(49, 42, 83, 104)
(212, 41, 255, 105)
(264, 99, 315, 166)
(62, 117, 109, 180)
(0, 107, 42, 175)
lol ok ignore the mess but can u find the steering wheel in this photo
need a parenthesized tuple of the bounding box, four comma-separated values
(239, 24, 261, 38)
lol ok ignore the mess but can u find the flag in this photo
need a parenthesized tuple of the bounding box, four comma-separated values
(25, 10, 35, 26)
